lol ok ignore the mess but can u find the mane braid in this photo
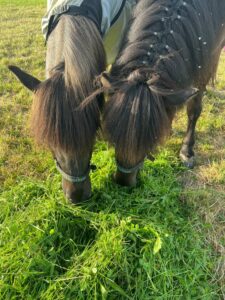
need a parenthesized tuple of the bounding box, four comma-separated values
(113, 0, 225, 85)
(31, 15, 106, 154)
(104, 0, 225, 167)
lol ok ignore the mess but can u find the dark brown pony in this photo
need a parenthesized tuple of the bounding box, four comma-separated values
(102, 0, 225, 187)
(9, 15, 106, 202)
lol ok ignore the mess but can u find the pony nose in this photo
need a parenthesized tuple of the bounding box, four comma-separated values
(65, 187, 91, 203)
(62, 178, 91, 204)
(66, 189, 83, 203)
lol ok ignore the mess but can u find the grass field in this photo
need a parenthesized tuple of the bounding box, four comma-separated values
(0, 1, 225, 299)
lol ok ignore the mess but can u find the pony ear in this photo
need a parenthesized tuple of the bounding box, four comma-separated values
(8, 65, 41, 91)
(100, 72, 112, 89)
(166, 87, 199, 105)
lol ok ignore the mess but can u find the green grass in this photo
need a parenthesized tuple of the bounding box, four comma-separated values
(0, 1, 225, 299)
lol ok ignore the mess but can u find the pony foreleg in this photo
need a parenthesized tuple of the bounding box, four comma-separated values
(179, 91, 203, 168)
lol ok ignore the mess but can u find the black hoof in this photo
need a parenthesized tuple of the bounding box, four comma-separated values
(179, 153, 195, 169)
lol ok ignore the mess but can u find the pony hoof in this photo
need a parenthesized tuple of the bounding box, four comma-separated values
(179, 153, 195, 169)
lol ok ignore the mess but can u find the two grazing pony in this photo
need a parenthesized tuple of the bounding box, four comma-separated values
(10, 0, 225, 203)
(9, 0, 136, 202)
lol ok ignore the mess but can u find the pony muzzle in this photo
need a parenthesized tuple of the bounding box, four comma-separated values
(55, 159, 92, 203)
(62, 177, 92, 203)
(114, 161, 143, 187)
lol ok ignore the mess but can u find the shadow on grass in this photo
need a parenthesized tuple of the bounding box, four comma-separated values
(22, 209, 98, 294)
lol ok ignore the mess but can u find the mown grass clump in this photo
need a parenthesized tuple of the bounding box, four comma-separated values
(0, 149, 221, 299)
(0, 1, 225, 299)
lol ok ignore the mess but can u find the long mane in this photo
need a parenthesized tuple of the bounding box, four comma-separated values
(31, 15, 106, 154)
(103, 0, 225, 167)
(113, 0, 225, 85)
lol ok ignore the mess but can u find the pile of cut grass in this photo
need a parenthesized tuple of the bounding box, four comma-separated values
(0, 151, 220, 299)
(0, 1, 224, 299)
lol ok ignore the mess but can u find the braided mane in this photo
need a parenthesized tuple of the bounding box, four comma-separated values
(113, 0, 225, 88)
(103, 0, 225, 167)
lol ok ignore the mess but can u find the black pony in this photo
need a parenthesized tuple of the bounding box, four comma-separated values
(101, 0, 225, 186)
(9, 15, 106, 203)
(9, 0, 138, 203)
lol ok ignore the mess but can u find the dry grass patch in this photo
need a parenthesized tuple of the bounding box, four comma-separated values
(176, 53, 225, 297)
